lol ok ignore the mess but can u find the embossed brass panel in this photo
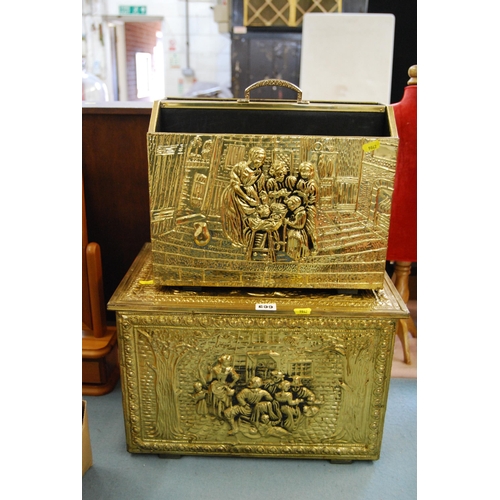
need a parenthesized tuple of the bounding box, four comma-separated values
(109, 244, 409, 461)
(147, 80, 399, 290)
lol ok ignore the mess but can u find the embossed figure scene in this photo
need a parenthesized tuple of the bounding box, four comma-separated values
(148, 133, 398, 288)
(221, 147, 318, 262)
(200, 354, 323, 438)
(127, 317, 392, 456)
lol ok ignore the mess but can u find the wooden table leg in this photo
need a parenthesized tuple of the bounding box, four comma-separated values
(391, 261, 417, 364)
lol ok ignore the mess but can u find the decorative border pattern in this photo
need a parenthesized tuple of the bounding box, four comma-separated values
(117, 311, 395, 460)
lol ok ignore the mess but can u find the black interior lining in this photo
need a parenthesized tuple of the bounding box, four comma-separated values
(159, 108, 390, 137)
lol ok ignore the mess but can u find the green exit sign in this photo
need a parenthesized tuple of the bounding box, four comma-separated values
(119, 5, 147, 15)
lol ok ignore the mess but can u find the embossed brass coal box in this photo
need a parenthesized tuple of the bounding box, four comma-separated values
(109, 244, 409, 461)
(147, 80, 399, 290)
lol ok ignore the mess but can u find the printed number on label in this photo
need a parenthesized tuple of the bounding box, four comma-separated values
(294, 308, 312, 315)
(255, 303, 277, 311)
(362, 140, 380, 152)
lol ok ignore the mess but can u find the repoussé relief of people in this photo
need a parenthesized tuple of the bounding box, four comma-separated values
(193, 363, 323, 437)
(274, 380, 303, 432)
(206, 355, 240, 418)
(221, 147, 318, 261)
(192, 382, 208, 416)
(266, 160, 296, 204)
(294, 161, 319, 255)
(221, 146, 267, 247)
(283, 195, 310, 260)
(223, 376, 277, 435)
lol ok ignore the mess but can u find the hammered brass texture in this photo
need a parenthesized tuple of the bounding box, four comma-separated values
(148, 135, 398, 289)
(109, 244, 408, 461)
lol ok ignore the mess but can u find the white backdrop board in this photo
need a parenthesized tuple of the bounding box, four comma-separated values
(299, 14, 395, 104)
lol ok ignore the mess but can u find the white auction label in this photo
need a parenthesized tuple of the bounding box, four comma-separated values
(255, 303, 277, 311)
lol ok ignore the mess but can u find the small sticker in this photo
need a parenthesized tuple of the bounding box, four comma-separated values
(362, 140, 380, 153)
(139, 280, 155, 285)
(294, 308, 312, 315)
(255, 303, 277, 311)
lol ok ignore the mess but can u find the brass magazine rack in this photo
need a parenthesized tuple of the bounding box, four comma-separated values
(147, 80, 399, 290)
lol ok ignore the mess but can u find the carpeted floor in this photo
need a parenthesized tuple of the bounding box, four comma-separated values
(82, 378, 417, 500)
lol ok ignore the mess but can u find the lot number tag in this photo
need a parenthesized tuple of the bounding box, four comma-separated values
(255, 303, 277, 311)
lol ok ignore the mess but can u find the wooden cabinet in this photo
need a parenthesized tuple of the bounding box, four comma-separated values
(82, 105, 154, 394)
(82, 105, 152, 324)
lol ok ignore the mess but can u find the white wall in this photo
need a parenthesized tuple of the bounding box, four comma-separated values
(84, 0, 231, 99)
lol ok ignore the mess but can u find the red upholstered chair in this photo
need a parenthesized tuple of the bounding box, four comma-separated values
(387, 65, 417, 364)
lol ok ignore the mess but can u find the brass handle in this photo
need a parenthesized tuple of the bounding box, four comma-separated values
(239, 79, 309, 104)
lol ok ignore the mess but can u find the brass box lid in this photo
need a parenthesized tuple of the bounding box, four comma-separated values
(147, 80, 399, 290)
(108, 243, 409, 319)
